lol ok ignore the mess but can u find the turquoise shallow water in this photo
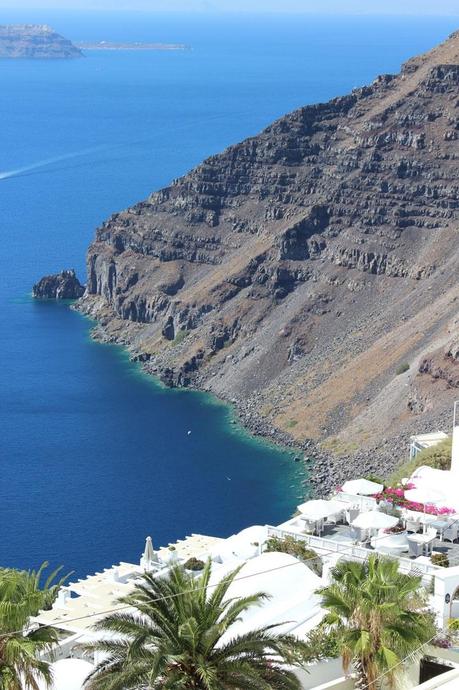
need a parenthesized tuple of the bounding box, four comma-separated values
(0, 11, 457, 578)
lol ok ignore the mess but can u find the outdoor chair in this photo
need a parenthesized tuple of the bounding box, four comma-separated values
(443, 524, 459, 543)
(408, 538, 423, 558)
(327, 510, 345, 526)
(349, 525, 361, 543)
(350, 526, 369, 545)
(405, 519, 421, 533)
(302, 519, 317, 534)
(425, 527, 437, 555)
(346, 508, 360, 525)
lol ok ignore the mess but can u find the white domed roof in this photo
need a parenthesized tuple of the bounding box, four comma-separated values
(226, 551, 320, 601)
(42, 658, 94, 690)
(211, 551, 322, 641)
(233, 525, 268, 543)
(211, 525, 268, 563)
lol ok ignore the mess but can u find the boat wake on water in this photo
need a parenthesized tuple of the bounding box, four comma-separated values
(0, 109, 259, 181)
(0, 145, 110, 180)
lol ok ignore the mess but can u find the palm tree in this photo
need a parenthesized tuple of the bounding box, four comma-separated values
(316, 555, 436, 690)
(0, 562, 69, 690)
(84, 561, 307, 690)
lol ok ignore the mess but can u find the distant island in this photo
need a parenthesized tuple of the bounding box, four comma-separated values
(76, 41, 190, 52)
(0, 24, 82, 59)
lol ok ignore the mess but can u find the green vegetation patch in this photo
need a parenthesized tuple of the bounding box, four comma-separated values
(431, 552, 449, 568)
(265, 535, 322, 576)
(303, 625, 340, 661)
(321, 437, 359, 456)
(389, 437, 452, 485)
(172, 329, 188, 346)
(396, 362, 410, 375)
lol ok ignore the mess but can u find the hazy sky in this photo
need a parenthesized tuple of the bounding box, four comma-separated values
(1, 0, 459, 14)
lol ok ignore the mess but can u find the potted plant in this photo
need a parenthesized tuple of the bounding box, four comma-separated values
(162, 545, 178, 564)
(183, 557, 205, 572)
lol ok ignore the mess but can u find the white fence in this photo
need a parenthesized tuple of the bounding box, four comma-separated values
(266, 526, 439, 579)
(333, 493, 377, 510)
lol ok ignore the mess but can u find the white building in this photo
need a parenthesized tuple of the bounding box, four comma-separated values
(410, 432, 449, 460)
(31, 403, 459, 690)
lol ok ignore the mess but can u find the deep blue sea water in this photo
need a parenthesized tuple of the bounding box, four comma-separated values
(1, 11, 457, 578)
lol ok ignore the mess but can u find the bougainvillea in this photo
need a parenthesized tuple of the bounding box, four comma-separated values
(373, 485, 455, 514)
(338, 483, 455, 515)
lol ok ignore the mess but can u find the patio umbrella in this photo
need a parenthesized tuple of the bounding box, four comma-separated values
(342, 478, 383, 495)
(298, 499, 347, 520)
(142, 536, 158, 570)
(403, 487, 446, 508)
(351, 511, 399, 530)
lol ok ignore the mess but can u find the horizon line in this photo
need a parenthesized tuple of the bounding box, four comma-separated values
(1, 8, 459, 17)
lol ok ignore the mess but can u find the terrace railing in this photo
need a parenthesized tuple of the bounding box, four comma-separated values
(265, 526, 439, 580)
(332, 492, 378, 510)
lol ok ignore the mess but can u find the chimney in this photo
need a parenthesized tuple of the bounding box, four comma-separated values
(452, 401, 459, 474)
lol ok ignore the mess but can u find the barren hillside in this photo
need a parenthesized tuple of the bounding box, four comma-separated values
(78, 30, 459, 481)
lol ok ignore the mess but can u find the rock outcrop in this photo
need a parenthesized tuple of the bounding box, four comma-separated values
(78, 30, 459, 471)
(33, 270, 85, 299)
(419, 337, 459, 388)
(0, 25, 82, 59)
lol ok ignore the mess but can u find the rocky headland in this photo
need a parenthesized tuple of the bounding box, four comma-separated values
(0, 25, 82, 59)
(77, 30, 459, 492)
(33, 270, 85, 299)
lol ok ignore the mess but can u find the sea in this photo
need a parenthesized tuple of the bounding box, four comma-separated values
(0, 10, 457, 578)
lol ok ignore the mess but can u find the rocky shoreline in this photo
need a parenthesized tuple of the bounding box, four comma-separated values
(78, 313, 453, 500)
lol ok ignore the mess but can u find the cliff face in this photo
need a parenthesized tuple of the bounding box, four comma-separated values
(79, 31, 459, 458)
(0, 25, 82, 59)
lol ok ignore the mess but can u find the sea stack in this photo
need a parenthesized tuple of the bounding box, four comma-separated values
(33, 270, 85, 299)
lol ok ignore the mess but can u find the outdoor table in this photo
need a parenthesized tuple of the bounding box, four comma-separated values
(408, 532, 436, 556)
(419, 515, 438, 533)
(429, 519, 451, 541)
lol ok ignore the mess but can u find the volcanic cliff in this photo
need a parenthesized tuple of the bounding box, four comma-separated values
(0, 25, 82, 59)
(79, 31, 459, 479)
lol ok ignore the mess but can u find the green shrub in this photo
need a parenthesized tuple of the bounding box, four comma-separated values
(396, 362, 410, 375)
(173, 329, 188, 346)
(183, 557, 205, 571)
(287, 419, 298, 428)
(365, 474, 385, 486)
(389, 438, 452, 485)
(303, 625, 340, 662)
(431, 553, 449, 568)
(265, 536, 322, 576)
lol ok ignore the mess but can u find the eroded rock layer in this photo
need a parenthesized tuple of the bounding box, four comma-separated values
(79, 31, 459, 465)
